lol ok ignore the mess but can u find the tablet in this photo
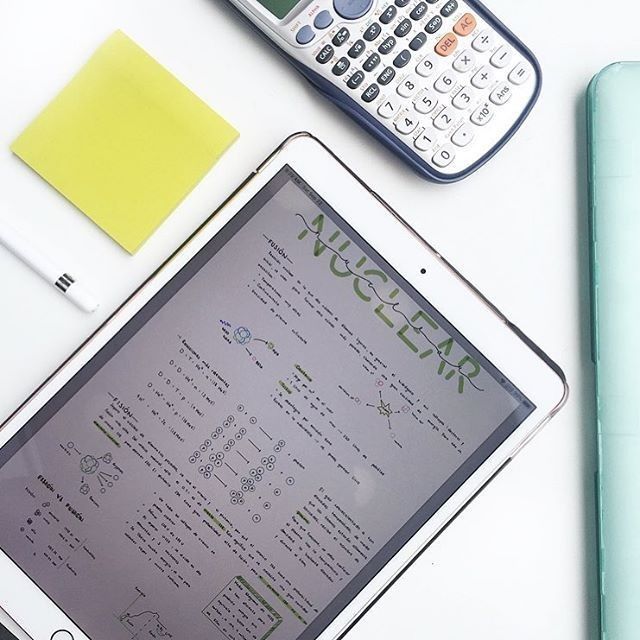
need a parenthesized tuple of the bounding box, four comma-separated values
(0, 133, 567, 640)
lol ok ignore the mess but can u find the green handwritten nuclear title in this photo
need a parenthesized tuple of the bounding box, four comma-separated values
(298, 214, 481, 394)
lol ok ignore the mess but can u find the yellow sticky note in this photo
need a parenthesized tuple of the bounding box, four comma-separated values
(11, 31, 239, 253)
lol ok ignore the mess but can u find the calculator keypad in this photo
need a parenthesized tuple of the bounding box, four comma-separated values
(303, 0, 538, 176)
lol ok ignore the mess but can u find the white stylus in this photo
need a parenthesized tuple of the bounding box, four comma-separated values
(0, 218, 99, 313)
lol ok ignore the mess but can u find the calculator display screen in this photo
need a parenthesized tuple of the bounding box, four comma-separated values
(255, 0, 301, 19)
(0, 165, 534, 640)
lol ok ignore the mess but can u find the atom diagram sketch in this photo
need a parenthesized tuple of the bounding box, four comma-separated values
(67, 442, 120, 497)
(366, 390, 401, 436)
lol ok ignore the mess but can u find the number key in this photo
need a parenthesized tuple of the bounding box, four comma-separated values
(416, 54, 436, 77)
(397, 74, 419, 97)
(414, 88, 438, 114)
(414, 127, 436, 152)
(433, 106, 456, 130)
(452, 86, 474, 109)
(378, 97, 401, 118)
(395, 109, 419, 134)
(434, 70, 456, 93)
(432, 144, 455, 168)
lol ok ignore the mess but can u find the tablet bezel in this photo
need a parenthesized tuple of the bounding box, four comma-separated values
(0, 133, 567, 640)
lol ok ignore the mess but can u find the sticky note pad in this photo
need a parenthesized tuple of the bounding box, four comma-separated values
(11, 31, 239, 253)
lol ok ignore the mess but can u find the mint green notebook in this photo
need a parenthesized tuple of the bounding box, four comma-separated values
(588, 62, 640, 639)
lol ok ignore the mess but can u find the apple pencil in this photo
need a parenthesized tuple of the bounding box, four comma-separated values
(0, 218, 99, 313)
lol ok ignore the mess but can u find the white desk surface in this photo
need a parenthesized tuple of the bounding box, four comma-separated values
(0, 0, 623, 637)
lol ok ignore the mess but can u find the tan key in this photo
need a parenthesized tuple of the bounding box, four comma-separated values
(453, 13, 477, 37)
(435, 32, 458, 57)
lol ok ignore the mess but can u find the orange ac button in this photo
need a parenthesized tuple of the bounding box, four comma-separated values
(435, 32, 458, 56)
(454, 13, 477, 37)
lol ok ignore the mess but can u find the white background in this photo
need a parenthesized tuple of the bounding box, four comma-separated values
(0, 0, 626, 637)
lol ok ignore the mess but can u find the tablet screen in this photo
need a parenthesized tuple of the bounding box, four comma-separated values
(0, 166, 534, 640)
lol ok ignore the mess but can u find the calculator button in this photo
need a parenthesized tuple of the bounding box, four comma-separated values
(509, 62, 530, 85)
(395, 19, 412, 38)
(347, 70, 366, 89)
(395, 0, 411, 6)
(363, 23, 382, 41)
(425, 15, 443, 34)
(452, 49, 475, 73)
(414, 128, 436, 151)
(334, 0, 374, 20)
(432, 144, 455, 167)
(378, 36, 397, 54)
(434, 70, 456, 93)
(378, 66, 397, 85)
(410, 2, 428, 20)
(395, 109, 419, 134)
(380, 5, 397, 24)
(363, 53, 382, 71)
(362, 83, 381, 102)
(452, 86, 474, 109)
(440, 0, 458, 17)
(490, 45, 512, 69)
(332, 57, 351, 75)
(471, 65, 494, 89)
(433, 106, 456, 130)
(378, 97, 401, 118)
(349, 39, 367, 58)
(451, 123, 474, 147)
(470, 101, 494, 126)
(316, 44, 335, 64)
(333, 27, 350, 46)
(435, 32, 458, 56)
(296, 26, 315, 45)
(489, 81, 512, 105)
(397, 74, 419, 97)
(314, 10, 334, 29)
(409, 32, 427, 50)
(415, 54, 436, 77)
(471, 29, 494, 52)
(414, 88, 438, 114)
(453, 13, 476, 37)
(393, 49, 412, 68)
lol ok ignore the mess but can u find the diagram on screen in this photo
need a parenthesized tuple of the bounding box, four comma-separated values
(188, 403, 297, 522)
(116, 587, 173, 639)
(219, 318, 280, 367)
(64, 441, 121, 498)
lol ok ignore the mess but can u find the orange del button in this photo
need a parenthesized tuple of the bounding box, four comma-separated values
(454, 13, 477, 37)
(435, 32, 458, 56)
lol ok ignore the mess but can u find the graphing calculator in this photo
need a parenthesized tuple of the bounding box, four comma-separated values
(225, 0, 541, 182)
